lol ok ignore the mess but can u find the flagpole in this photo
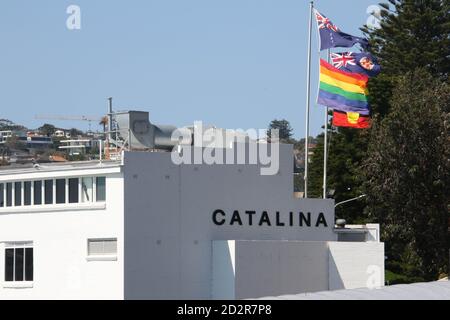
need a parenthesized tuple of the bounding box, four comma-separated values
(304, 1, 313, 198)
(323, 49, 330, 199)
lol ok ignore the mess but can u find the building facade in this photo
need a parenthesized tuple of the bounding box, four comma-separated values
(0, 145, 384, 300)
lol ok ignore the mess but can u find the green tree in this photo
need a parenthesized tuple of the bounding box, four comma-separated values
(308, 132, 325, 199)
(0, 119, 27, 131)
(362, 0, 450, 116)
(267, 119, 294, 143)
(5, 135, 26, 150)
(363, 69, 450, 281)
(309, 127, 370, 222)
(69, 128, 83, 137)
(312, 0, 450, 222)
(359, 0, 450, 282)
(38, 124, 57, 137)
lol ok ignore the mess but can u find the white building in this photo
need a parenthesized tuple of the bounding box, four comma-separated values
(0, 144, 384, 300)
(0, 131, 13, 142)
(53, 130, 65, 138)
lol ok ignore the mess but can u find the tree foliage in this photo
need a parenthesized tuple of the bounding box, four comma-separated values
(363, 69, 450, 280)
(306, 0, 450, 281)
(38, 124, 57, 137)
(267, 119, 294, 143)
(69, 128, 84, 137)
(359, 0, 450, 281)
(0, 119, 26, 132)
(309, 127, 370, 222)
(362, 0, 450, 116)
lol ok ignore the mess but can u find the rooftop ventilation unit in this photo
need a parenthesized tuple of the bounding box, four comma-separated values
(113, 111, 192, 150)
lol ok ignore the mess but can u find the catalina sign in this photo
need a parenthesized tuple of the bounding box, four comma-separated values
(212, 209, 329, 228)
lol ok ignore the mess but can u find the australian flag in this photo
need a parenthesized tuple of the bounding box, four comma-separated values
(330, 52, 381, 77)
(314, 9, 369, 51)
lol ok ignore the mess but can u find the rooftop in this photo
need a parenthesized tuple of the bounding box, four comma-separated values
(255, 280, 450, 300)
(0, 160, 121, 176)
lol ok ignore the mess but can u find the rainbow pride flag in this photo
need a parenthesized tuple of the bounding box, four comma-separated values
(318, 59, 370, 115)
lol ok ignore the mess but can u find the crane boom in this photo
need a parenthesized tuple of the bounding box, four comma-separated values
(35, 115, 103, 122)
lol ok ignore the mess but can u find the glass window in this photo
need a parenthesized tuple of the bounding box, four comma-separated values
(5, 249, 14, 281)
(24, 181, 32, 206)
(96, 177, 106, 202)
(88, 239, 117, 256)
(14, 182, 22, 206)
(25, 248, 33, 281)
(15, 248, 24, 281)
(0, 183, 4, 207)
(68, 178, 79, 204)
(4, 245, 33, 282)
(55, 179, 65, 204)
(6, 182, 12, 207)
(34, 181, 42, 205)
(81, 177, 93, 203)
(44, 180, 53, 204)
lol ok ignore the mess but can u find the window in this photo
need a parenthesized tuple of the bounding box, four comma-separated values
(0, 176, 107, 209)
(14, 182, 22, 206)
(4, 243, 33, 282)
(0, 184, 3, 207)
(34, 181, 42, 205)
(68, 178, 79, 204)
(96, 177, 106, 202)
(44, 180, 53, 204)
(4, 249, 13, 281)
(81, 177, 93, 203)
(55, 179, 65, 204)
(24, 181, 31, 206)
(6, 183, 12, 207)
(88, 239, 117, 257)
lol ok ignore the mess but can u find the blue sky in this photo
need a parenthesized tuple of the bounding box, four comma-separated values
(0, 0, 381, 138)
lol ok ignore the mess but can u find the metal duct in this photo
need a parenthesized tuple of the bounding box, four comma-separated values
(113, 111, 192, 150)
(154, 125, 192, 150)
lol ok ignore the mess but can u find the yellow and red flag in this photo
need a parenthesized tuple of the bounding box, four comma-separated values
(332, 110, 371, 129)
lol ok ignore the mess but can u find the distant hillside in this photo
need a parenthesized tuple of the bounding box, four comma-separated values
(0, 119, 86, 136)
(0, 119, 27, 131)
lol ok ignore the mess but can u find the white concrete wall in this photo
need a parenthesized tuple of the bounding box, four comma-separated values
(212, 241, 236, 300)
(0, 168, 124, 300)
(234, 241, 330, 299)
(212, 240, 385, 299)
(328, 242, 385, 290)
(0, 151, 385, 300)
(123, 148, 336, 300)
(212, 240, 329, 299)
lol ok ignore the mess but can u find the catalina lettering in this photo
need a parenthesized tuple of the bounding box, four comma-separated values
(212, 210, 329, 228)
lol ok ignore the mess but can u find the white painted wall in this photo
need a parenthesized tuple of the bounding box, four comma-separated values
(212, 240, 329, 299)
(0, 167, 124, 300)
(122, 148, 336, 300)
(328, 242, 385, 290)
(235, 241, 330, 299)
(212, 241, 236, 300)
(212, 240, 385, 299)
(0, 151, 385, 300)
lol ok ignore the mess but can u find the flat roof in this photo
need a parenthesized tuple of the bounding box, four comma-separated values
(0, 160, 121, 176)
(255, 280, 450, 300)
